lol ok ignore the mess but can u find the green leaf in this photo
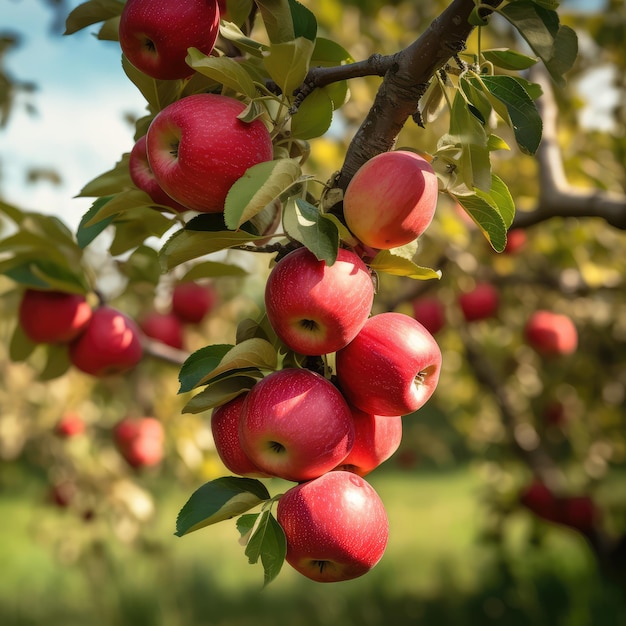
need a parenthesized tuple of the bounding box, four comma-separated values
(63, 0, 124, 35)
(76, 153, 132, 197)
(219, 21, 268, 58)
(16, 260, 89, 294)
(236, 513, 259, 539)
(76, 198, 115, 249)
(224, 159, 302, 230)
(121, 56, 181, 112)
(175, 477, 271, 537)
(477, 174, 516, 229)
(244, 510, 286, 587)
(0, 199, 26, 224)
(117, 245, 161, 285)
(482, 48, 538, 70)
(291, 88, 334, 140)
(255, 0, 296, 43)
(9, 322, 37, 363)
(38, 344, 71, 381)
(288, 0, 317, 41)
(236, 316, 274, 345)
(178, 344, 235, 394)
(283, 198, 339, 265)
(186, 49, 258, 98)
(179, 261, 248, 282)
(263, 38, 315, 96)
(108, 207, 174, 256)
(369, 250, 441, 281)
(453, 191, 508, 252)
(84, 189, 158, 227)
(182, 376, 259, 414)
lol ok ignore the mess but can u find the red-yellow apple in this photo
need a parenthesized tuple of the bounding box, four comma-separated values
(525, 310, 578, 356)
(342, 150, 438, 250)
(411, 295, 446, 335)
(239, 368, 354, 482)
(277, 471, 389, 582)
(118, 0, 220, 80)
(264, 247, 374, 356)
(18, 289, 92, 344)
(146, 94, 274, 213)
(69, 306, 143, 376)
(336, 312, 442, 416)
(335, 407, 402, 477)
(458, 282, 499, 322)
(129, 135, 189, 212)
(55, 412, 86, 438)
(171, 281, 217, 324)
(211, 394, 271, 478)
(140, 310, 185, 350)
(113, 416, 164, 468)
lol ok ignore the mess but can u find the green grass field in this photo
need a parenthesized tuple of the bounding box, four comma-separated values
(1, 467, 624, 626)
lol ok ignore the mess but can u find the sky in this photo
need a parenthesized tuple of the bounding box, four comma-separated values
(0, 0, 617, 234)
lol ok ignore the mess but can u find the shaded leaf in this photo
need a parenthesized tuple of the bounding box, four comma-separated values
(64, 0, 124, 35)
(291, 88, 334, 140)
(77, 197, 115, 249)
(178, 344, 234, 393)
(370, 250, 441, 281)
(186, 49, 257, 98)
(453, 191, 507, 252)
(244, 510, 287, 588)
(263, 38, 314, 96)
(179, 261, 248, 282)
(482, 48, 538, 70)
(182, 376, 259, 414)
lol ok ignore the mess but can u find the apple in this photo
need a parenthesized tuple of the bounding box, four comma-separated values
(113, 416, 164, 468)
(335, 407, 402, 477)
(239, 368, 355, 482)
(264, 247, 374, 356)
(171, 281, 217, 324)
(342, 150, 438, 250)
(49, 482, 76, 508)
(129, 135, 189, 212)
(503, 228, 527, 254)
(55, 412, 86, 438)
(458, 282, 499, 322)
(543, 399, 568, 426)
(210, 394, 271, 478)
(525, 310, 578, 356)
(18, 289, 92, 344)
(411, 295, 446, 335)
(140, 310, 185, 350)
(146, 93, 274, 213)
(277, 470, 389, 582)
(335, 312, 442, 416)
(558, 495, 598, 534)
(519, 479, 559, 523)
(69, 306, 143, 377)
(118, 0, 220, 80)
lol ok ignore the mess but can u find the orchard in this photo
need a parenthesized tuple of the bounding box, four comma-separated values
(1, 0, 626, 622)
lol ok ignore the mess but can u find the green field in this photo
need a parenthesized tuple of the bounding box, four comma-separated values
(1, 467, 624, 626)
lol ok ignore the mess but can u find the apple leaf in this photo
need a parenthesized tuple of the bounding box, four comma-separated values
(369, 250, 442, 281)
(178, 344, 234, 394)
(224, 159, 302, 230)
(186, 50, 257, 99)
(219, 21, 268, 58)
(38, 344, 71, 381)
(83, 189, 158, 227)
(175, 477, 271, 537)
(236, 513, 259, 541)
(9, 322, 37, 363)
(179, 261, 248, 282)
(108, 207, 174, 256)
(482, 48, 538, 71)
(453, 189, 508, 252)
(290, 88, 334, 140)
(0, 199, 26, 225)
(63, 0, 124, 35)
(477, 174, 515, 229)
(236, 316, 275, 345)
(263, 38, 315, 97)
(77, 198, 115, 249)
(243, 510, 286, 588)
(182, 376, 259, 414)
(76, 153, 131, 198)
(121, 56, 181, 112)
(116, 245, 162, 286)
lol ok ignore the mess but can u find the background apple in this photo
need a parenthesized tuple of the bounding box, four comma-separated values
(113, 416, 165, 469)
(342, 150, 439, 250)
(239, 368, 355, 482)
(458, 282, 499, 322)
(411, 295, 446, 335)
(146, 93, 274, 213)
(140, 310, 185, 350)
(277, 470, 389, 582)
(336, 312, 442, 416)
(118, 0, 221, 80)
(55, 412, 86, 438)
(264, 247, 374, 356)
(171, 281, 217, 324)
(525, 310, 578, 356)
(503, 228, 527, 254)
(69, 306, 143, 377)
(18, 288, 92, 344)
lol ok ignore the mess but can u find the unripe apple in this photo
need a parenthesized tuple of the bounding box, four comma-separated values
(129, 135, 188, 213)
(411, 295, 446, 335)
(336, 312, 442, 416)
(335, 407, 402, 477)
(458, 282, 499, 322)
(140, 310, 185, 350)
(342, 150, 438, 250)
(146, 94, 274, 213)
(525, 310, 578, 356)
(239, 368, 355, 482)
(171, 281, 217, 324)
(113, 416, 164, 468)
(277, 471, 389, 583)
(264, 247, 374, 356)
(18, 289, 92, 344)
(210, 394, 271, 478)
(69, 306, 143, 377)
(55, 412, 86, 438)
(118, 0, 220, 80)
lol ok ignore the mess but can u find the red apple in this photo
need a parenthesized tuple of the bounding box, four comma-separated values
(264, 247, 374, 356)
(519, 479, 559, 523)
(342, 150, 438, 250)
(69, 306, 143, 377)
(113, 416, 164, 468)
(18, 289, 92, 344)
(49, 481, 76, 508)
(277, 471, 389, 582)
(146, 94, 274, 213)
(118, 0, 220, 80)
(140, 310, 185, 350)
(239, 368, 355, 482)
(55, 412, 86, 438)
(171, 281, 216, 324)
(558, 496, 598, 533)
(503, 228, 527, 254)
(129, 135, 189, 212)
(211, 394, 271, 478)
(525, 310, 578, 356)
(458, 282, 499, 322)
(335, 407, 402, 477)
(335, 312, 442, 416)
(411, 295, 446, 335)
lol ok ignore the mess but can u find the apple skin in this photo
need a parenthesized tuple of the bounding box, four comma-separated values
(55, 412, 86, 438)
(335, 312, 442, 417)
(146, 94, 274, 213)
(69, 306, 143, 377)
(334, 407, 402, 477)
(129, 135, 189, 213)
(211, 394, 271, 478)
(113, 416, 164, 468)
(411, 295, 446, 335)
(264, 247, 374, 356)
(525, 310, 578, 356)
(277, 470, 389, 583)
(171, 281, 217, 324)
(140, 310, 185, 350)
(239, 368, 355, 482)
(18, 289, 92, 344)
(118, 0, 220, 80)
(458, 282, 499, 322)
(342, 150, 438, 250)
